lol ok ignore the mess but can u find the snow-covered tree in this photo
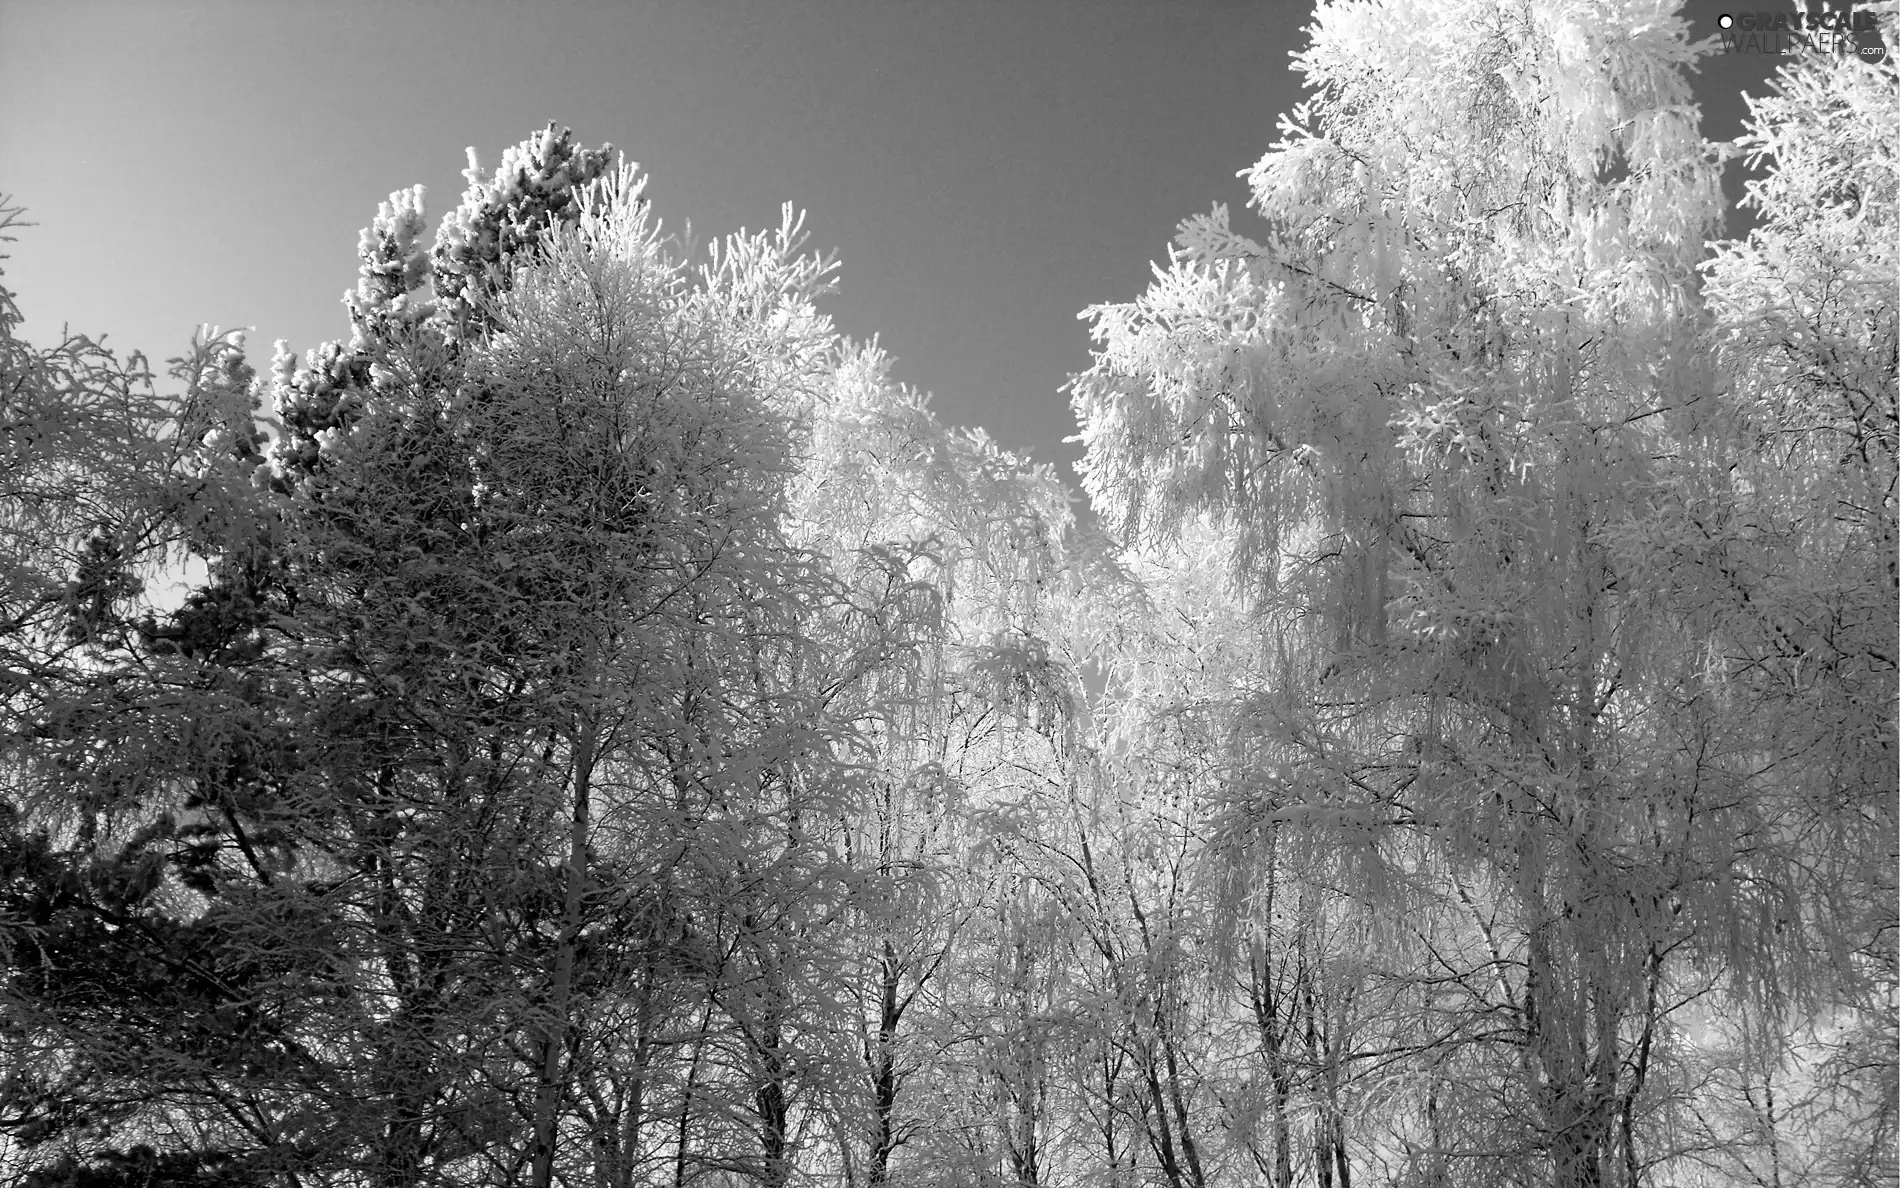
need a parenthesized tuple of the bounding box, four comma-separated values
(1061, 0, 1884, 1184)
(789, 341, 1086, 1188)
(1, 129, 864, 1188)
(1676, 22, 1898, 1184)
(0, 192, 296, 1187)
(7, 6, 1892, 1180)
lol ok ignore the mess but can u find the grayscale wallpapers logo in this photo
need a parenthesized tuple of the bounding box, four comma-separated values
(1717, 8, 1888, 60)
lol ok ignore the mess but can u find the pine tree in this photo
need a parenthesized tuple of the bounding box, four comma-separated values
(1, 129, 862, 1188)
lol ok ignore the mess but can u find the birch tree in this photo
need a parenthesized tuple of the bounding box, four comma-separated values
(791, 343, 1083, 1188)
(1063, 1, 1830, 1183)
(1675, 22, 1898, 1185)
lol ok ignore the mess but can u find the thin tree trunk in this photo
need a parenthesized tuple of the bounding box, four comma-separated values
(1332, 1113, 1352, 1188)
(674, 999, 714, 1188)
(1143, 1052, 1190, 1188)
(367, 765, 438, 1188)
(868, 940, 903, 1186)
(1529, 924, 1611, 1188)
(755, 1015, 792, 1188)
(530, 716, 599, 1188)
(1158, 1025, 1205, 1188)
(610, 973, 657, 1188)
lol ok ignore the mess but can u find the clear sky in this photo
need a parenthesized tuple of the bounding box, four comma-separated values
(0, 0, 1796, 485)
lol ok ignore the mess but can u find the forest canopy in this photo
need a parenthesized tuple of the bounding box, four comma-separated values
(1, 3, 1893, 1187)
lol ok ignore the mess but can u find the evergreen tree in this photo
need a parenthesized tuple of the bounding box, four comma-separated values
(2, 129, 861, 1188)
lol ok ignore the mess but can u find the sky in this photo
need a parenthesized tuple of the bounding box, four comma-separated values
(0, 0, 1807, 488)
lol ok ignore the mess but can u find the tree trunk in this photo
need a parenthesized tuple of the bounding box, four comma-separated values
(530, 716, 599, 1188)
(755, 1013, 793, 1188)
(1269, 1064, 1293, 1188)
(674, 999, 714, 1188)
(1527, 908, 1614, 1188)
(1158, 1025, 1205, 1188)
(366, 766, 439, 1188)
(867, 940, 903, 1186)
